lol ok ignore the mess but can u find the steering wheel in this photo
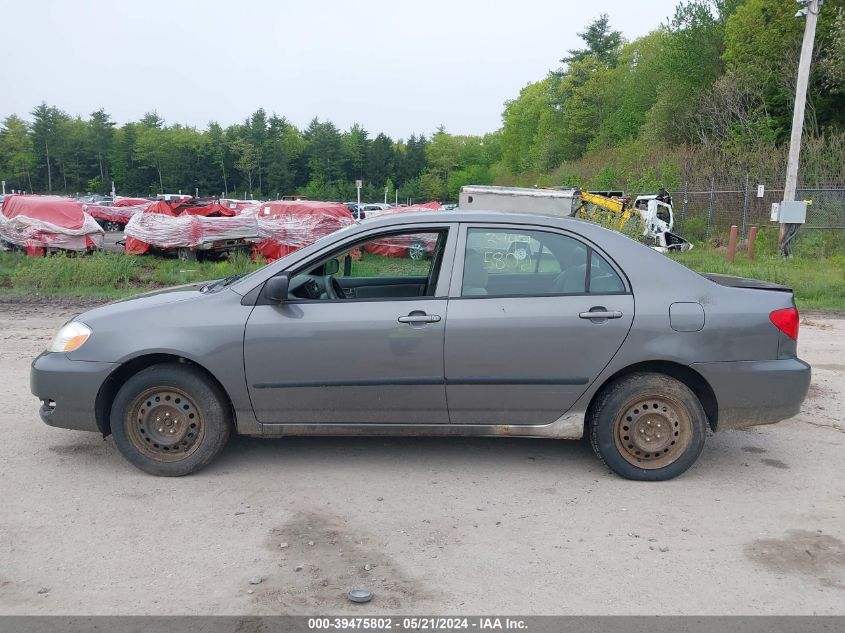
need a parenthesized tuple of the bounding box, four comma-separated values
(324, 276, 346, 300)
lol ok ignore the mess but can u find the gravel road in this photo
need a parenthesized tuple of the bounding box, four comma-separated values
(0, 296, 843, 615)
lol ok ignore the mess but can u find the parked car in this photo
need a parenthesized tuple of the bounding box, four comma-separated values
(1, 194, 104, 256)
(252, 200, 355, 262)
(123, 199, 260, 261)
(31, 211, 810, 480)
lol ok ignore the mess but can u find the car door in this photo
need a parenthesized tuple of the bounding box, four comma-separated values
(244, 224, 456, 426)
(445, 223, 634, 425)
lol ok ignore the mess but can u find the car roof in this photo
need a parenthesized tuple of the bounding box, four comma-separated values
(360, 209, 585, 229)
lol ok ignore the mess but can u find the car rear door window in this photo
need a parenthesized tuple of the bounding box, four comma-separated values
(461, 227, 626, 297)
(462, 228, 588, 297)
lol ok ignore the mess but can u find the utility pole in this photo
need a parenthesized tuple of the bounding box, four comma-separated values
(780, 0, 820, 257)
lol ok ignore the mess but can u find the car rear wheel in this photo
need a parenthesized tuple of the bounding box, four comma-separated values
(110, 364, 231, 476)
(589, 372, 706, 481)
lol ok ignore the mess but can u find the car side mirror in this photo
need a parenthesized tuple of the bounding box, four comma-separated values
(323, 258, 340, 276)
(264, 275, 290, 303)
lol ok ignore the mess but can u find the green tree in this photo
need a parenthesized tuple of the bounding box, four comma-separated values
(561, 14, 623, 67)
(134, 125, 172, 193)
(0, 115, 36, 192)
(229, 138, 259, 194)
(366, 132, 394, 187)
(820, 7, 845, 93)
(723, 0, 845, 136)
(303, 118, 343, 184)
(500, 80, 549, 173)
(30, 102, 69, 192)
(88, 108, 115, 188)
(341, 123, 370, 181)
(265, 114, 304, 196)
(397, 134, 428, 184)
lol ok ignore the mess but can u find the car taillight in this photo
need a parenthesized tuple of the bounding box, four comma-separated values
(770, 307, 799, 341)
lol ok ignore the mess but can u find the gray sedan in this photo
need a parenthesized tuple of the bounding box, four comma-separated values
(31, 211, 811, 480)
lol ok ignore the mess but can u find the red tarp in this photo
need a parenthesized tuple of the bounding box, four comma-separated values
(0, 195, 104, 255)
(253, 200, 355, 262)
(2, 195, 87, 229)
(112, 196, 152, 207)
(88, 202, 151, 225)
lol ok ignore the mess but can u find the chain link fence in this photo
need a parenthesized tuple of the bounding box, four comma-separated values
(647, 180, 845, 242)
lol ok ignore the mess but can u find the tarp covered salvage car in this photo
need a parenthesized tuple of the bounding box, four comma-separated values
(253, 200, 355, 262)
(0, 195, 104, 256)
(362, 202, 442, 259)
(123, 199, 259, 260)
(88, 201, 152, 231)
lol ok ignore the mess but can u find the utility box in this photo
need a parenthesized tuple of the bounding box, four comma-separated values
(775, 200, 808, 224)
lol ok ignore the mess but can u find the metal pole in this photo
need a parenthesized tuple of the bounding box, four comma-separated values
(681, 181, 688, 233)
(780, 0, 820, 255)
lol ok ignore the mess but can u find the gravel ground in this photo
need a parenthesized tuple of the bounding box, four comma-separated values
(0, 296, 843, 615)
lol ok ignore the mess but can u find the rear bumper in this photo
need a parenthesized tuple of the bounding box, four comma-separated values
(692, 358, 811, 430)
(30, 352, 117, 433)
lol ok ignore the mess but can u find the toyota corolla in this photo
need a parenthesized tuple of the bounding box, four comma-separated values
(31, 211, 811, 480)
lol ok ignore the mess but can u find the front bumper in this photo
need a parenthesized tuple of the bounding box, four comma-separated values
(692, 358, 811, 430)
(30, 352, 118, 433)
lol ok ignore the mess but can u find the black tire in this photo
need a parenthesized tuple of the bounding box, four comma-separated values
(110, 363, 232, 476)
(589, 372, 706, 481)
(177, 247, 197, 262)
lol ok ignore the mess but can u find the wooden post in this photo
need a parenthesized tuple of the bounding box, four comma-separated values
(727, 225, 739, 263)
(747, 226, 758, 261)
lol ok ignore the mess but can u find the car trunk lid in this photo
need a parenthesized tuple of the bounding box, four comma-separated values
(701, 273, 792, 292)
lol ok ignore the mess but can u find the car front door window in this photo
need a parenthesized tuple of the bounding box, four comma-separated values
(292, 230, 446, 301)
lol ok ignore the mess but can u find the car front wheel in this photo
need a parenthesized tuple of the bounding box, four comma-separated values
(110, 363, 232, 476)
(589, 372, 707, 481)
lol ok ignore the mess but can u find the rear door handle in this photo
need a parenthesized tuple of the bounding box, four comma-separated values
(579, 309, 623, 320)
(398, 312, 441, 324)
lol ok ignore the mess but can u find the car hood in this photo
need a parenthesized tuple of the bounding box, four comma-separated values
(75, 282, 211, 325)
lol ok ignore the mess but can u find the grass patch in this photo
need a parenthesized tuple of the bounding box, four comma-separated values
(670, 248, 845, 311)
(0, 250, 265, 299)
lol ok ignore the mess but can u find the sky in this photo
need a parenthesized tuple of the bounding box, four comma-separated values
(0, 0, 681, 139)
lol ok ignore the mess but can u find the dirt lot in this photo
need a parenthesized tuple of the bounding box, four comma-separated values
(0, 296, 843, 615)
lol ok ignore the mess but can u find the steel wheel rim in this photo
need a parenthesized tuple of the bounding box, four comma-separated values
(125, 387, 204, 462)
(613, 394, 692, 469)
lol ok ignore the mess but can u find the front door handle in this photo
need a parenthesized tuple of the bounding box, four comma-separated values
(579, 308, 623, 320)
(398, 312, 441, 324)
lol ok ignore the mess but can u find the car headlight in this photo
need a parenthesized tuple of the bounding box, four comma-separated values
(49, 321, 92, 353)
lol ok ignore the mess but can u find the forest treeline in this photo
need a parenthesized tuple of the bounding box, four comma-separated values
(1, 0, 843, 201)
